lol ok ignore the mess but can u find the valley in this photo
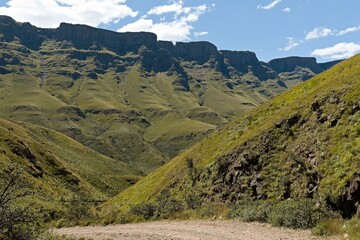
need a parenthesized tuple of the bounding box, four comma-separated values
(0, 15, 340, 176)
(0, 14, 358, 240)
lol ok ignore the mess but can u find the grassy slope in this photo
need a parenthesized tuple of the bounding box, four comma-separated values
(0, 30, 341, 179)
(100, 54, 360, 215)
(0, 117, 141, 213)
(0, 39, 288, 173)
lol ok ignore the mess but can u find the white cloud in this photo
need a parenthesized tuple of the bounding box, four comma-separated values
(337, 25, 360, 36)
(282, 7, 291, 13)
(119, 1, 211, 42)
(194, 31, 208, 37)
(0, 0, 138, 28)
(305, 27, 334, 40)
(311, 42, 360, 60)
(257, 0, 282, 10)
(278, 37, 304, 51)
(147, 2, 183, 15)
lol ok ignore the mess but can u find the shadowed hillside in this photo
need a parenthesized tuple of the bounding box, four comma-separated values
(0, 118, 142, 217)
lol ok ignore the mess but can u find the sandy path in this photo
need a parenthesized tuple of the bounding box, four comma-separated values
(53, 220, 338, 240)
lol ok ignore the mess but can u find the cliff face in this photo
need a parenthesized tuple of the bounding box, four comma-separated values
(173, 41, 219, 64)
(269, 57, 323, 74)
(0, 15, 53, 50)
(56, 23, 157, 54)
(0, 16, 158, 54)
(221, 50, 278, 80)
(221, 50, 259, 73)
(0, 15, 341, 82)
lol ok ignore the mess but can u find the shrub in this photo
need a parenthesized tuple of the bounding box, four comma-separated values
(185, 191, 202, 209)
(229, 201, 272, 222)
(129, 203, 158, 220)
(268, 199, 318, 229)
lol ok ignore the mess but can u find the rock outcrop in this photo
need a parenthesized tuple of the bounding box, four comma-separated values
(0, 15, 342, 81)
(269, 57, 323, 74)
(173, 41, 219, 65)
(0, 16, 158, 54)
(221, 50, 278, 80)
(0, 15, 51, 50)
(157, 40, 175, 52)
(56, 23, 157, 54)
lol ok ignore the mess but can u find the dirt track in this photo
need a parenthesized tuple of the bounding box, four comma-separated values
(53, 220, 338, 240)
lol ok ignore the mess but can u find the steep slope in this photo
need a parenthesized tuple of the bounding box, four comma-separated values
(0, 118, 141, 214)
(0, 15, 340, 173)
(101, 54, 360, 218)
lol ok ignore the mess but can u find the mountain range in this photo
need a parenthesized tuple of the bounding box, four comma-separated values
(0, 15, 340, 175)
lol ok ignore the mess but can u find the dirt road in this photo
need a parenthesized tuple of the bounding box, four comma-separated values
(53, 220, 337, 240)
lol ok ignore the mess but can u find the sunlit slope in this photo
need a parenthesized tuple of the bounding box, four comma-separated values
(0, 16, 341, 174)
(101, 54, 360, 216)
(0, 40, 284, 172)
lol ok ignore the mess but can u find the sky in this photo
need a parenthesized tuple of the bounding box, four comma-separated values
(0, 0, 359, 62)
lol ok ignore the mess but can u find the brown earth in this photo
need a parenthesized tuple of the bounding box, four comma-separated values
(53, 220, 339, 240)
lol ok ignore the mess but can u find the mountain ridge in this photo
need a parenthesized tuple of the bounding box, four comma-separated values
(0, 15, 340, 77)
(0, 14, 342, 176)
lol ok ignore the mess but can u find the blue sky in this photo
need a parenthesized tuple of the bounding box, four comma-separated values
(0, 0, 359, 62)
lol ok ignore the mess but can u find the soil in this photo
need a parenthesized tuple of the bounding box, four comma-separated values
(52, 220, 338, 240)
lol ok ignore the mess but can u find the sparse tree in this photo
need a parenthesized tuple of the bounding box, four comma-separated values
(0, 164, 37, 240)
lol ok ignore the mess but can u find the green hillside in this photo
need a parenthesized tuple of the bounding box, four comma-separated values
(0, 16, 340, 174)
(0, 117, 141, 215)
(100, 54, 360, 219)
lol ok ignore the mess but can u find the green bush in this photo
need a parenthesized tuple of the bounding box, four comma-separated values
(229, 201, 272, 222)
(268, 199, 318, 229)
(129, 192, 185, 220)
(129, 203, 158, 220)
(230, 199, 331, 229)
(185, 192, 202, 209)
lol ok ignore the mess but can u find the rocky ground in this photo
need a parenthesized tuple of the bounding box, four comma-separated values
(53, 220, 338, 240)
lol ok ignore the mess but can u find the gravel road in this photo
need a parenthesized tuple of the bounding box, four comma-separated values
(53, 220, 338, 240)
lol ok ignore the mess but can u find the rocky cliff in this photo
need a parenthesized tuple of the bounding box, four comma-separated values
(269, 56, 333, 74)
(221, 50, 278, 80)
(0, 15, 341, 82)
(56, 23, 157, 54)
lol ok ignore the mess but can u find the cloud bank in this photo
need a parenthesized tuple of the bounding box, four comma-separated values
(0, 0, 138, 28)
(311, 42, 360, 60)
(279, 24, 360, 53)
(119, 1, 212, 42)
